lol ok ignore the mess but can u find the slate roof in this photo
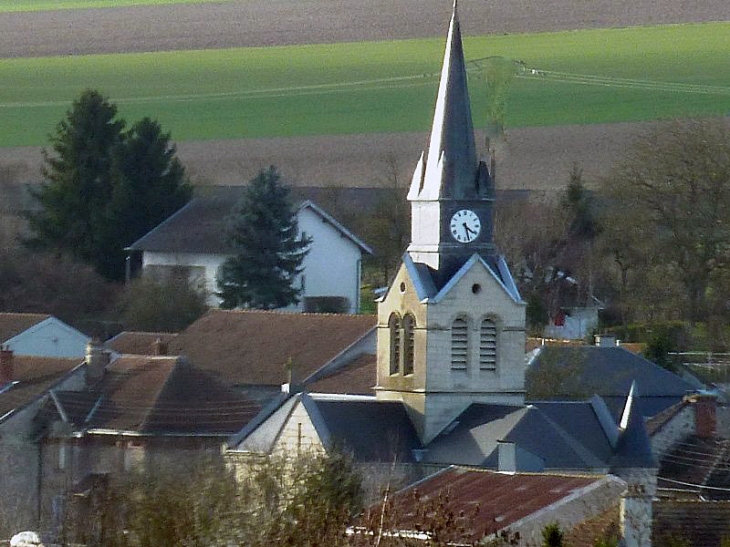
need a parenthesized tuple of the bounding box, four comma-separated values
(611, 383, 658, 469)
(0, 355, 82, 419)
(46, 355, 261, 435)
(106, 331, 179, 356)
(0, 312, 51, 343)
(526, 345, 696, 417)
(371, 467, 612, 543)
(424, 401, 615, 471)
(304, 354, 376, 395)
(657, 435, 730, 499)
(168, 309, 376, 387)
(126, 186, 371, 255)
(653, 500, 730, 547)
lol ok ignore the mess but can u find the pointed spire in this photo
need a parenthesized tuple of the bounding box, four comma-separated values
(611, 382, 658, 469)
(419, 0, 478, 200)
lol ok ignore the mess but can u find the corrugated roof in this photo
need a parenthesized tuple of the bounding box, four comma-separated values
(0, 313, 50, 343)
(0, 355, 81, 418)
(50, 356, 261, 435)
(106, 331, 179, 356)
(373, 467, 604, 543)
(168, 309, 376, 387)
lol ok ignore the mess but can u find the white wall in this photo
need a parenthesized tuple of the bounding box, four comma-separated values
(142, 207, 365, 313)
(6, 318, 90, 358)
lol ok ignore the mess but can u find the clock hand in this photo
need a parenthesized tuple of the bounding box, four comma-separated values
(463, 223, 477, 236)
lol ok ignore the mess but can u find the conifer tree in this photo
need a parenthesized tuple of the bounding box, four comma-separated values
(216, 166, 310, 309)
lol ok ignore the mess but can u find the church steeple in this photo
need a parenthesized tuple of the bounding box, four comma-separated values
(408, 1, 493, 279)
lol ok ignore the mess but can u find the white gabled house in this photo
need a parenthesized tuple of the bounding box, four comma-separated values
(126, 187, 372, 313)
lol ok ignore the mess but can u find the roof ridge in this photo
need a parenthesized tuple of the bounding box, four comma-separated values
(209, 308, 375, 320)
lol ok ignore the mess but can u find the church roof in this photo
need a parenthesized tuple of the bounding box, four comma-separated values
(410, 2, 484, 201)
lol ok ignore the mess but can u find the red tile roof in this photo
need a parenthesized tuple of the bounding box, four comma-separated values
(106, 331, 179, 356)
(53, 356, 261, 435)
(369, 467, 602, 543)
(0, 355, 82, 417)
(0, 313, 50, 343)
(169, 309, 376, 386)
(306, 354, 376, 395)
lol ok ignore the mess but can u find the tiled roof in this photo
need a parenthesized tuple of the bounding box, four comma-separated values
(658, 435, 730, 499)
(0, 355, 82, 418)
(49, 356, 261, 435)
(168, 309, 376, 387)
(654, 500, 730, 547)
(305, 354, 376, 395)
(372, 467, 603, 543)
(0, 313, 50, 343)
(106, 331, 179, 356)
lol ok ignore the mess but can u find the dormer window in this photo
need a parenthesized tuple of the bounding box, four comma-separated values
(479, 318, 498, 370)
(450, 317, 468, 370)
(388, 313, 401, 375)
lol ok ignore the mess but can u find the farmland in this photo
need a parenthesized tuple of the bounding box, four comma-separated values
(1, 0, 729, 189)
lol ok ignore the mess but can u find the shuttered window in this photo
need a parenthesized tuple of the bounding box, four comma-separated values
(389, 314, 401, 375)
(403, 314, 415, 375)
(479, 319, 498, 370)
(451, 318, 468, 370)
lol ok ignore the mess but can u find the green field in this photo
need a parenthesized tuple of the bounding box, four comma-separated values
(0, 0, 225, 13)
(1, 22, 729, 147)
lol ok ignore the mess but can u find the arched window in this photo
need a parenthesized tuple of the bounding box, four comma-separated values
(450, 317, 468, 370)
(480, 319, 498, 370)
(402, 314, 415, 375)
(388, 313, 401, 375)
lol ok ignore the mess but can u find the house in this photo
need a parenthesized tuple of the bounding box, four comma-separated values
(126, 189, 372, 313)
(34, 342, 262, 535)
(526, 343, 699, 418)
(0, 348, 86, 536)
(0, 312, 90, 358)
(227, 7, 659, 546)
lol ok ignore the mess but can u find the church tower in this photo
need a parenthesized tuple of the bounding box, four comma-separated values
(376, 2, 526, 444)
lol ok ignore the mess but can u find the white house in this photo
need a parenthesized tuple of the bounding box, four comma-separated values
(126, 187, 372, 313)
(0, 313, 90, 358)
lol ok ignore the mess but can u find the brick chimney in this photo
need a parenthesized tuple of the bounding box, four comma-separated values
(85, 339, 110, 386)
(685, 392, 717, 439)
(0, 346, 13, 385)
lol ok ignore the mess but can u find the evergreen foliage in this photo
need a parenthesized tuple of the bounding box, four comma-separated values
(216, 166, 310, 310)
(26, 89, 191, 281)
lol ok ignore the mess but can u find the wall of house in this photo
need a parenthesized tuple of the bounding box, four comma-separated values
(298, 206, 363, 314)
(6, 319, 89, 358)
(142, 251, 224, 306)
(272, 400, 324, 454)
(650, 404, 694, 459)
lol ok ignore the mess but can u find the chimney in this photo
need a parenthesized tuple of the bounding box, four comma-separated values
(151, 338, 168, 356)
(497, 440, 516, 473)
(595, 334, 617, 347)
(0, 346, 13, 385)
(85, 339, 110, 385)
(685, 392, 717, 439)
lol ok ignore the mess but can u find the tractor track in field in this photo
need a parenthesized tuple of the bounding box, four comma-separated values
(1, 0, 728, 190)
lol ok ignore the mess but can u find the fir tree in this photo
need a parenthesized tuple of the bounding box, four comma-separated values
(216, 166, 310, 309)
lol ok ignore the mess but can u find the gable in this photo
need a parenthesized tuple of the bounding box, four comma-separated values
(0, 313, 50, 344)
(5, 317, 90, 358)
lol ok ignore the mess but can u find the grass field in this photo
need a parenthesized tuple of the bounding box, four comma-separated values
(0, 0, 225, 13)
(1, 22, 728, 147)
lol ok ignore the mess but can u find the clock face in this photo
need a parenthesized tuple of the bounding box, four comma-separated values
(450, 209, 481, 243)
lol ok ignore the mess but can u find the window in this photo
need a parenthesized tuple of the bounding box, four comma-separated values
(403, 314, 415, 375)
(451, 317, 468, 370)
(480, 319, 498, 370)
(388, 313, 401, 375)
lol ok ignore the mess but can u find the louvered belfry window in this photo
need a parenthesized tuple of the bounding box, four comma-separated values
(451, 317, 468, 370)
(389, 313, 401, 375)
(480, 319, 498, 370)
(403, 314, 415, 375)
